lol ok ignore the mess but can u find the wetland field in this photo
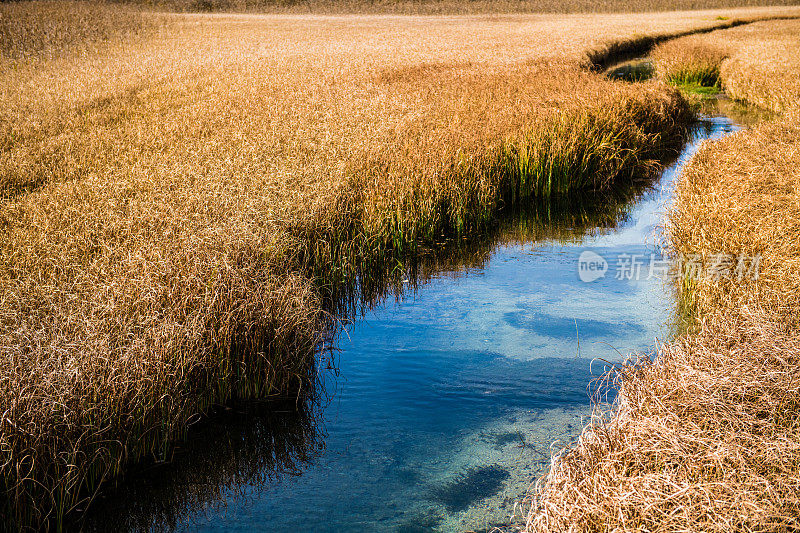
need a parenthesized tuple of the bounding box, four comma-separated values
(2, 1, 800, 531)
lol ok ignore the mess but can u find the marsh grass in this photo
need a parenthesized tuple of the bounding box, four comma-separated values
(0, 86, 690, 533)
(115, 0, 800, 14)
(652, 40, 729, 86)
(9, 3, 797, 531)
(527, 309, 800, 532)
(527, 20, 800, 531)
(650, 19, 800, 112)
(0, 2, 156, 62)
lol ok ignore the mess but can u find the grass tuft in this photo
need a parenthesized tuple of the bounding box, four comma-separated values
(652, 40, 729, 87)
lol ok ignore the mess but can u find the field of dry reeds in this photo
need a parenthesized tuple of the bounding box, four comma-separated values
(527, 17, 800, 532)
(118, 0, 800, 15)
(4, 2, 800, 530)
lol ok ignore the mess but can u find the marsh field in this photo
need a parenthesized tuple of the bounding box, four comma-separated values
(2, 1, 800, 531)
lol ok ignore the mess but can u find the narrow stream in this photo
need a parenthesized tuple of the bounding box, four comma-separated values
(84, 109, 745, 533)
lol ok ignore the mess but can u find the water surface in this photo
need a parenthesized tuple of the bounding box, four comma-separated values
(84, 113, 740, 533)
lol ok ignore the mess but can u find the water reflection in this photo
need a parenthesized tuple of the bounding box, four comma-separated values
(339, 176, 669, 319)
(76, 115, 741, 533)
(78, 398, 322, 533)
(75, 183, 656, 532)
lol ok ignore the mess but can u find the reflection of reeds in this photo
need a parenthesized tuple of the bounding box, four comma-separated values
(75, 397, 323, 532)
(329, 165, 670, 320)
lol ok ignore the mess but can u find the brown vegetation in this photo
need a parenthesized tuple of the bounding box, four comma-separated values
(3, 2, 800, 529)
(116, 0, 800, 15)
(528, 18, 800, 532)
(3, 2, 759, 529)
(0, 2, 155, 61)
(527, 308, 800, 531)
(651, 39, 730, 86)
(650, 18, 800, 111)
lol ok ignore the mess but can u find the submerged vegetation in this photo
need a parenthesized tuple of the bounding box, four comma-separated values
(528, 17, 800, 532)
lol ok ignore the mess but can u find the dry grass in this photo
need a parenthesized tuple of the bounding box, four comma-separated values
(0, 2, 156, 61)
(650, 18, 800, 112)
(117, 0, 800, 15)
(5, 3, 800, 530)
(527, 19, 800, 532)
(0, 3, 720, 530)
(652, 39, 730, 86)
(669, 117, 800, 321)
(527, 309, 800, 532)
(720, 20, 800, 114)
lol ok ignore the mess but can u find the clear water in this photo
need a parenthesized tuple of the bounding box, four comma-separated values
(83, 114, 740, 533)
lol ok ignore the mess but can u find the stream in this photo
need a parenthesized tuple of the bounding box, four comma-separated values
(83, 105, 747, 533)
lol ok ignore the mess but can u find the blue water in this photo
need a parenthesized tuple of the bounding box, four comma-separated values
(85, 115, 740, 533)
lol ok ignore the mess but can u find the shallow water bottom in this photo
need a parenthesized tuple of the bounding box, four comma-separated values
(82, 114, 741, 533)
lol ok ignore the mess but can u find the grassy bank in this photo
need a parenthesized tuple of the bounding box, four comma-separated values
(7, 3, 800, 530)
(527, 18, 800, 532)
(651, 40, 728, 87)
(0, 3, 720, 530)
(649, 18, 800, 109)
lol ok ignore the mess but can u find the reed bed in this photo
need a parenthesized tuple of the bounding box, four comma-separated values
(6, 3, 800, 530)
(527, 20, 800, 532)
(0, 4, 722, 529)
(649, 18, 800, 112)
(720, 20, 800, 114)
(527, 309, 800, 531)
(651, 40, 729, 86)
(117, 0, 800, 15)
(669, 117, 800, 321)
(0, 1, 156, 62)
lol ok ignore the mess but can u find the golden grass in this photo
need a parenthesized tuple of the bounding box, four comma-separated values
(650, 18, 800, 112)
(527, 18, 800, 532)
(720, 21, 800, 114)
(120, 0, 800, 15)
(651, 39, 730, 86)
(527, 116, 800, 533)
(4, 3, 800, 530)
(527, 309, 800, 531)
(669, 117, 800, 321)
(0, 2, 156, 61)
